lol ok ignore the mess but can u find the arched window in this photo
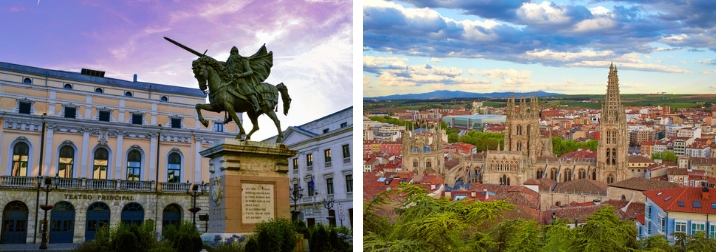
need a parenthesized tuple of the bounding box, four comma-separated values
(550, 168, 558, 180)
(607, 174, 615, 184)
(167, 153, 181, 183)
(63, 83, 72, 89)
(536, 168, 544, 179)
(95, 88, 103, 93)
(23, 77, 32, 84)
(124, 91, 133, 97)
(611, 148, 616, 165)
(592, 170, 597, 180)
(500, 175, 510, 185)
(160, 96, 168, 102)
(58, 145, 75, 178)
(564, 168, 572, 182)
(121, 202, 144, 226)
(12, 142, 29, 176)
(93, 148, 109, 179)
(579, 169, 586, 179)
(517, 125, 523, 135)
(527, 124, 531, 136)
(127, 150, 141, 181)
(517, 142, 522, 152)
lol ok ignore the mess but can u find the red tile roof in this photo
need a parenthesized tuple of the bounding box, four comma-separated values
(668, 168, 689, 176)
(644, 187, 716, 214)
(553, 179, 608, 195)
(628, 155, 654, 163)
(609, 177, 682, 191)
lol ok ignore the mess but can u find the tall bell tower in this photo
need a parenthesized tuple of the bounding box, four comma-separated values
(596, 63, 628, 183)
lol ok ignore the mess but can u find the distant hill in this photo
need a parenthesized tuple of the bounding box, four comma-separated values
(364, 90, 563, 100)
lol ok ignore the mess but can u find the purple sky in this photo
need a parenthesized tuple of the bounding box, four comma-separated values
(0, 0, 352, 140)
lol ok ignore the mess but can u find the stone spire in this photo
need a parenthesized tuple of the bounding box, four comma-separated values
(597, 63, 628, 183)
(603, 62, 622, 124)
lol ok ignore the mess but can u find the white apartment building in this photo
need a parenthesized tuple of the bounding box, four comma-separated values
(265, 107, 353, 228)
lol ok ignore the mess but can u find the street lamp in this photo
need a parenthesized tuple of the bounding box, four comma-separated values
(289, 185, 304, 221)
(322, 196, 335, 227)
(37, 175, 57, 250)
(186, 180, 205, 226)
(338, 203, 344, 227)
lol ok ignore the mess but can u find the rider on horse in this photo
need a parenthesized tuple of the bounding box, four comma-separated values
(226, 46, 261, 113)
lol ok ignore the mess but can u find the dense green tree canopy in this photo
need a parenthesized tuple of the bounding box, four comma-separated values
(652, 150, 677, 162)
(552, 137, 598, 156)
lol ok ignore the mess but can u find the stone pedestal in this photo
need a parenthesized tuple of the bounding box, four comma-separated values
(199, 139, 297, 240)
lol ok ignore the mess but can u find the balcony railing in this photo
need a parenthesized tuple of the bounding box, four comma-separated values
(158, 182, 190, 192)
(0, 176, 197, 193)
(343, 157, 351, 164)
(87, 179, 117, 190)
(325, 161, 332, 167)
(0, 176, 39, 188)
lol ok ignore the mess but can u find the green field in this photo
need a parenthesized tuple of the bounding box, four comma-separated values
(364, 94, 714, 112)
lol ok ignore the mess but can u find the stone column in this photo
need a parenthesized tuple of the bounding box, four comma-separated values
(80, 128, 90, 178)
(43, 125, 55, 176)
(199, 140, 297, 240)
(114, 131, 124, 180)
(148, 132, 158, 181)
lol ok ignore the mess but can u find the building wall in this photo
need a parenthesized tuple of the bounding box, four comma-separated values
(268, 107, 354, 228)
(607, 187, 646, 203)
(0, 62, 237, 243)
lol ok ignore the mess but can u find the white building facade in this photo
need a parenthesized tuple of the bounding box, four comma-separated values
(265, 107, 353, 228)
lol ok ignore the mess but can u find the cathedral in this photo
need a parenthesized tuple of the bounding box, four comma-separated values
(402, 124, 447, 175)
(450, 64, 630, 186)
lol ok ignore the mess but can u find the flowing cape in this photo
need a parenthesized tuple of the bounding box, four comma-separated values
(246, 44, 273, 83)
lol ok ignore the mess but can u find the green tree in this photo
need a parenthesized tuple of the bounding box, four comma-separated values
(465, 102, 473, 111)
(686, 231, 716, 251)
(491, 219, 542, 252)
(541, 219, 578, 252)
(576, 206, 637, 251)
(364, 183, 514, 251)
(652, 150, 677, 162)
(636, 234, 674, 252)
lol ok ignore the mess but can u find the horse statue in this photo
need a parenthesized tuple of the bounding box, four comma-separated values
(165, 37, 291, 142)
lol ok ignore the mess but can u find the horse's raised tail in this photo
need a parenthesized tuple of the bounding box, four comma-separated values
(276, 82, 291, 116)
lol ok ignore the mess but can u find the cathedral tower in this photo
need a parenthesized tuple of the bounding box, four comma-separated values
(402, 124, 446, 175)
(597, 63, 629, 183)
(504, 93, 542, 161)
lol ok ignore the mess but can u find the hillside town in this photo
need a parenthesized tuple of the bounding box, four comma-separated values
(363, 65, 716, 242)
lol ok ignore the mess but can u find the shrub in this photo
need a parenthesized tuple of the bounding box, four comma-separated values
(113, 227, 140, 252)
(294, 220, 311, 239)
(72, 222, 158, 252)
(161, 222, 203, 252)
(309, 224, 332, 252)
(255, 218, 297, 252)
(244, 237, 259, 252)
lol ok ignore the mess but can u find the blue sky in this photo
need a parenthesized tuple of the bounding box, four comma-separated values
(363, 0, 716, 97)
(0, 0, 352, 140)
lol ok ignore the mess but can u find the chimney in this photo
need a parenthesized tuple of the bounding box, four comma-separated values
(471, 190, 476, 198)
(133, 74, 137, 82)
(483, 189, 489, 200)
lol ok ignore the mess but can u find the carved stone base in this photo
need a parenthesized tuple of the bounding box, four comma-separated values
(200, 139, 297, 234)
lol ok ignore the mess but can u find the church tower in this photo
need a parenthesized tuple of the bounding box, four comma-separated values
(504, 93, 542, 161)
(597, 63, 629, 183)
(401, 124, 446, 175)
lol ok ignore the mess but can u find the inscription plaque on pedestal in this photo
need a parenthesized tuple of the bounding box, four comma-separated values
(242, 183, 275, 223)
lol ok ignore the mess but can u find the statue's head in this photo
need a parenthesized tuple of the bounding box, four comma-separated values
(230, 46, 238, 55)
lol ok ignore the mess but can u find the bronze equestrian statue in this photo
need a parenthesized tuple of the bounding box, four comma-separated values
(165, 37, 291, 142)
